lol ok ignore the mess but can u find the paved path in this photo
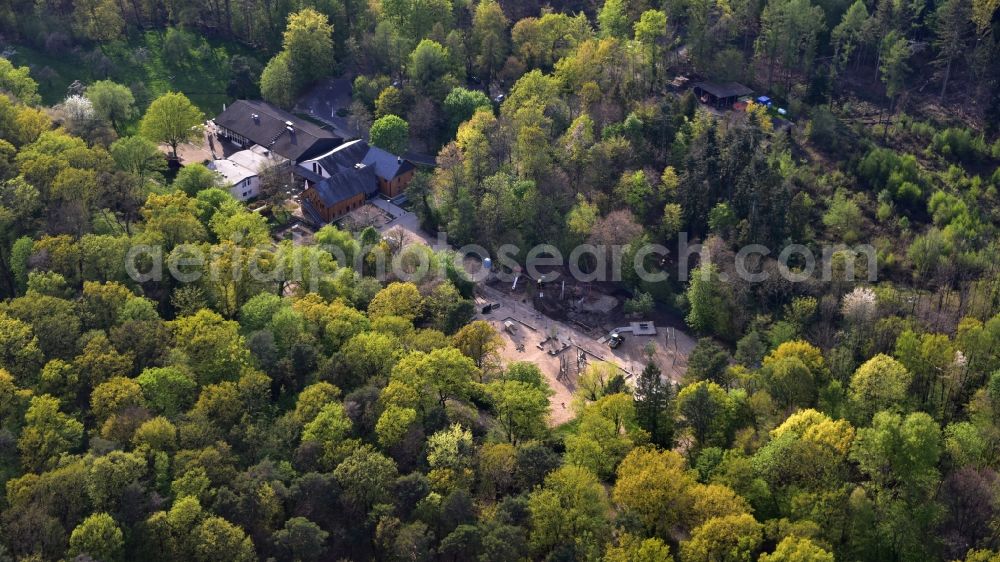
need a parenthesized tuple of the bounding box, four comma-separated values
(295, 77, 438, 165)
(402, 151, 437, 166)
(295, 78, 358, 140)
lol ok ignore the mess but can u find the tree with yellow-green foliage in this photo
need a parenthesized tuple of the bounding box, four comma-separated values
(260, 53, 297, 109)
(0, 311, 44, 379)
(282, 8, 335, 88)
(528, 464, 610, 559)
(677, 380, 733, 448)
(386, 347, 479, 418)
(69, 512, 124, 561)
(848, 354, 912, 421)
(193, 516, 256, 562)
(18, 394, 83, 472)
(612, 447, 697, 538)
(566, 393, 642, 478)
(139, 92, 204, 159)
(487, 378, 550, 444)
(605, 533, 674, 562)
(0, 58, 41, 106)
(758, 535, 834, 562)
(680, 513, 764, 562)
(452, 319, 504, 373)
(170, 309, 251, 385)
(368, 282, 423, 321)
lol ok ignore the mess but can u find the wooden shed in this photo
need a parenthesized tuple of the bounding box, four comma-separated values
(693, 81, 754, 109)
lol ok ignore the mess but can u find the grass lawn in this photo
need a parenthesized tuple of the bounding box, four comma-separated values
(11, 30, 264, 122)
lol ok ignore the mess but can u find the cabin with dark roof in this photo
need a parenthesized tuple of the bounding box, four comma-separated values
(363, 146, 415, 197)
(300, 164, 378, 223)
(213, 100, 342, 163)
(299, 140, 416, 199)
(693, 81, 754, 109)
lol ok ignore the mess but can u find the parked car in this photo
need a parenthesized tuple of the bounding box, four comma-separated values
(608, 332, 625, 349)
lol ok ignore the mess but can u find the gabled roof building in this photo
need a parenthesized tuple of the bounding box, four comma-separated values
(300, 140, 416, 199)
(213, 100, 342, 163)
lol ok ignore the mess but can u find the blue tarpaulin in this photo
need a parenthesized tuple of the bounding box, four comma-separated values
(756, 96, 772, 107)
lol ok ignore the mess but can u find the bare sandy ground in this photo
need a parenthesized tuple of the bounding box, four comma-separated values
(476, 285, 695, 427)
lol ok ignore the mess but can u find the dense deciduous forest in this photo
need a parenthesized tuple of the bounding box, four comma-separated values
(0, 0, 998, 560)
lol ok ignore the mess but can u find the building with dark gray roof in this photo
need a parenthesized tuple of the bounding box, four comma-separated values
(213, 100, 342, 163)
(300, 140, 416, 199)
(693, 81, 754, 109)
(300, 164, 378, 223)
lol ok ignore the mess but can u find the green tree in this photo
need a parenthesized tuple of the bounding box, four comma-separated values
(87, 450, 148, 510)
(612, 447, 697, 539)
(137, 367, 198, 417)
(879, 31, 911, 115)
(680, 513, 764, 562)
(368, 282, 422, 320)
(754, 0, 826, 89)
(283, 8, 335, 88)
(685, 338, 731, 386)
(758, 535, 834, 561)
(598, 0, 630, 38)
(848, 354, 912, 420)
(86, 80, 135, 133)
(471, 0, 509, 82)
(933, 0, 973, 97)
(528, 465, 610, 559)
(301, 402, 353, 465)
(139, 92, 205, 159)
(193, 516, 256, 562)
(133, 416, 178, 451)
(170, 309, 251, 385)
(334, 445, 399, 511)
(452, 320, 503, 373)
(633, 10, 668, 87)
(73, 0, 125, 42)
(566, 394, 641, 478)
(832, 1, 871, 73)
(174, 164, 224, 196)
(822, 189, 864, 243)
(686, 264, 732, 337)
(387, 347, 480, 417)
(487, 379, 550, 444)
(444, 87, 492, 134)
(91, 376, 145, 422)
(369, 114, 409, 155)
(408, 39, 454, 98)
(635, 363, 674, 447)
(0, 311, 44, 379)
(18, 394, 83, 472)
(271, 517, 329, 562)
(605, 533, 675, 562)
(677, 380, 732, 448)
(374, 86, 405, 119)
(110, 136, 167, 183)
(850, 411, 942, 561)
(260, 53, 297, 109)
(69, 512, 124, 561)
(0, 58, 41, 105)
(381, 0, 454, 41)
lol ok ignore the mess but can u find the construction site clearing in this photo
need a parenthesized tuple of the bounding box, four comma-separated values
(474, 271, 695, 426)
(374, 228, 698, 426)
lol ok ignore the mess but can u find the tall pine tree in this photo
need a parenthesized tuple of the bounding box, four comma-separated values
(634, 362, 674, 448)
